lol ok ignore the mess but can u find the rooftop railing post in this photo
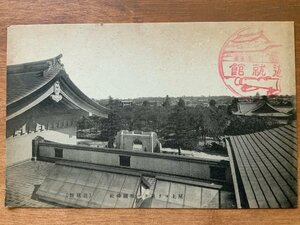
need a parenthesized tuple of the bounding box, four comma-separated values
(32, 136, 45, 161)
(219, 189, 221, 209)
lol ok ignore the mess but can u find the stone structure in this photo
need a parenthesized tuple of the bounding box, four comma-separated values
(115, 130, 161, 153)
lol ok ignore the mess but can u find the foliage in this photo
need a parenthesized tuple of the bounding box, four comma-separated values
(202, 104, 229, 141)
(77, 96, 283, 150)
(203, 142, 228, 156)
(154, 143, 161, 153)
(165, 99, 198, 151)
(224, 115, 279, 135)
(162, 95, 171, 107)
(228, 98, 238, 114)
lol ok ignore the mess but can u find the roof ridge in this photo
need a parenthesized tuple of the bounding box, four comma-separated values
(6, 61, 63, 106)
(7, 54, 62, 68)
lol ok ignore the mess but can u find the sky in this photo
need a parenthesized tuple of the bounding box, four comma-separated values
(7, 22, 296, 99)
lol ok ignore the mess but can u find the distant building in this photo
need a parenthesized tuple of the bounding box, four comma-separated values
(121, 100, 133, 107)
(148, 101, 162, 107)
(233, 100, 293, 124)
(6, 55, 108, 166)
(185, 100, 199, 107)
(197, 100, 210, 107)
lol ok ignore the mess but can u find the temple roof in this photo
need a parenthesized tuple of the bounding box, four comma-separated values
(7, 55, 109, 120)
(234, 101, 291, 117)
(225, 124, 297, 208)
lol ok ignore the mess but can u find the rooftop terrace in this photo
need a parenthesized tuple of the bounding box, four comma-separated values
(6, 160, 236, 208)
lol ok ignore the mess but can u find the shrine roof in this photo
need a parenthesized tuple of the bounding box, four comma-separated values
(234, 101, 290, 117)
(7, 55, 109, 120)
(7, 55, 63, 105)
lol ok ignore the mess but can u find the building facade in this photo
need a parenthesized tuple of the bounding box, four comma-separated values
(115, 130, 161, 153)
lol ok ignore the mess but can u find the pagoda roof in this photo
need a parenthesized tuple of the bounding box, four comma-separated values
(7, 55, 109, 120)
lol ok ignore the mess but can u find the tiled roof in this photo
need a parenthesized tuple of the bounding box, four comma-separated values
(226, 124, 297, 208)
(7, 69, 59, 105)
(6, 160, 56, 208)
(6, 55, 109, 119)
(273, 106, 294, 114)
(236, 102, 258, 114)
(235, 101, 290, 117)
(7, 55, 63, 105)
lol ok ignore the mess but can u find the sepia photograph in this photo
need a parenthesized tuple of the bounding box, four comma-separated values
(5, 22, 297, 208)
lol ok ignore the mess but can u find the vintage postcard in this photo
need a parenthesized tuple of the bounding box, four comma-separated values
(6, 22, 297, 208)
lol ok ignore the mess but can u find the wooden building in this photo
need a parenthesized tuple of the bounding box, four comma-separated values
(233, 101, 293, 124)
(6, 55, 108, 166)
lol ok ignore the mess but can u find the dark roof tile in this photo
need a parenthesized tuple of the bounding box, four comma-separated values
(7, 70, 58, 105)
(227, 125, 297, 208)
(6, 55, 108, 118)
(7, 55, 63, 105)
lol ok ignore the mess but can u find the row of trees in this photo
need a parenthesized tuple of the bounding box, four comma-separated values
(78, 96, 280, 150)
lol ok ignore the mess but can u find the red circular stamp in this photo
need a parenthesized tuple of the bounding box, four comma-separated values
(218, 28, 282, 96)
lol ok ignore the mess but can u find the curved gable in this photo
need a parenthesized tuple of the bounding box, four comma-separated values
(7, 54, 108, 120)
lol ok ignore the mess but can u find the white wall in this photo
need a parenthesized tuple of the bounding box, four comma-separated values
(38, 145, 227, 182)
(6, 126, 77, 166)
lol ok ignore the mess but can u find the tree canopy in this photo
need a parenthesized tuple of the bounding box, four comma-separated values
(77, 96, 281, 150)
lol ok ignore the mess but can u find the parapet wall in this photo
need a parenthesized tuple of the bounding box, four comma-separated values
(35, 139, 232, 185)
